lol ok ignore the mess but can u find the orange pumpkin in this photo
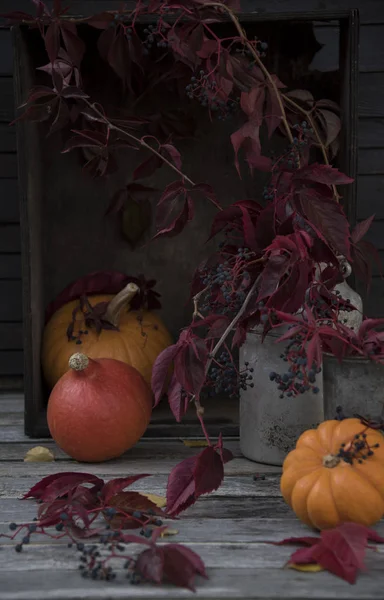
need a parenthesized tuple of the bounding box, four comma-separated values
(42, 282, 173, 390)
(280, 418, 384, 530)
(47, 353, 152, 462)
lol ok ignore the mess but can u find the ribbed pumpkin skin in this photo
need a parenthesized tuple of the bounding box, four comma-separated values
(47, 357, 152, 462)
(280, 418, 384, 530)
(42, 294, 173, 390)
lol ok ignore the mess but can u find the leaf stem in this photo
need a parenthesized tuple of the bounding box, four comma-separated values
(82, 99, 196, 186)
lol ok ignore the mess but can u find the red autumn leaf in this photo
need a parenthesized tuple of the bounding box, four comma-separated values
(108, 491, 166, 527)
(174, 335, 208, 396)
(162, 544, 208, 590)
(192, 183, 222, 210)
(296, 188, 351, 260)
(136, 546, 164, 584)
(265, 77, 285, 138)
(151, 344, 179, 406)
(22, 472, 86, 500)
(193, 446, 224, 496)
(136, 543, 207, 590)
(161, 144, 182, 170)
(154, 195, 193, 239)
(206, 315, 230, 339)
(231, 120, 262, 177)
(133, 155, 163, 181)
(306, 332, 322, 369)
(351, 215, 375, 244)
(257, 254, 289, 301)
(271, 536, 319, 546)
(294, 163, 354, 187)
(166, 455, 197, 516)
(60, 22, 86, 67)
(101, 475, 150, 503)
(45, 22, 60, 64)
(167, 375, 189, 422)
(41, 473, 104, 502)
(44, 271, 134, 323)
(285, 522, 384, 584)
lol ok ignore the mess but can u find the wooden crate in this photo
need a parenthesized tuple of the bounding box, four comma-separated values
(13, 9, 359, 437)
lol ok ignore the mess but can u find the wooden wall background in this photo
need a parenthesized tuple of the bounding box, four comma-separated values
(0, 0, 383, 388)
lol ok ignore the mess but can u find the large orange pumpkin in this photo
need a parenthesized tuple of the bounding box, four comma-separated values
(42, 282, 173, 390)
(47, 353, 152, 462)
(280, 418, 384, 530)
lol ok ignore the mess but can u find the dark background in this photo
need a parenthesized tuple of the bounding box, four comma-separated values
(0, 0, 383, 389)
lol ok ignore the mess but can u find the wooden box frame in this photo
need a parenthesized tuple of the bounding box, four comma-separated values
(13, 9, 359, 438)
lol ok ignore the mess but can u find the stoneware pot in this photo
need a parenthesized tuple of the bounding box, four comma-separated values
(323, 354, 384, 420)
(239, 329, 324, 466)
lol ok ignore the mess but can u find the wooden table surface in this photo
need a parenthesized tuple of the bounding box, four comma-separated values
(1, 394, 384, 600)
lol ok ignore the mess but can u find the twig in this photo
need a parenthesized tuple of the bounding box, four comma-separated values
(82, 99, 196, 186)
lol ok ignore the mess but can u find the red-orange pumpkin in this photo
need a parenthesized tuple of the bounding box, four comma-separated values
(47, 352, 152, 462)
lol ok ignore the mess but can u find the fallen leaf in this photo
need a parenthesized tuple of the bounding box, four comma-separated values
(24, 446, 55, 462)
(182, 440, 209, 447)
(288, 563, 324, 573)
(141, 493, 167, 508)
(161, 528, 179, 537)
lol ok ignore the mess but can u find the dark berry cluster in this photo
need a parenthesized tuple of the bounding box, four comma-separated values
(269, 331, 321, 398)
(200, 248, 254, 317)
(142, 22, 169, 54)
(262, 186, 275, 202)
(185, 71, 238, 119)
(337, 431, 380, 465)
(206, 350, 254, 397)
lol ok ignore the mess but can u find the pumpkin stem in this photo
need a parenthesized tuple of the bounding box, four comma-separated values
(103, 282, 139, 328)
(322, 454, 341, 468)
(69, 353, 89, 371)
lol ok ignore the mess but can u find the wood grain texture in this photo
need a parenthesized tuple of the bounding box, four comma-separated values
(0, 352, 23, 375)
(0, 281, 22, 320)
(0, 255, 21, 279)
(0, 225, 20, 252)
(0, 323, 23, 350)
(1, 566, 384, 600)
(359, 73, 384, 118)
(0, 180, 19, 222)
(358, 149, 384, 175)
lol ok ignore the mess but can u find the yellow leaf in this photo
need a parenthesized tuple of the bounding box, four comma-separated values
(140, 493, 167, 508)
(161, 528, 179, 537)
(288, 563, 324, 573)
(24, 446, 55, 462)
(182, 440, 209, 448)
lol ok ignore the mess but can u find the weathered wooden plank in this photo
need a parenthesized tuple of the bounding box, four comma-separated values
(0, 256, 21, 279)
(357, 175, 384, 219)
(1, 0, 383, 22)
(358, 149, 384, 175)
(0, 154, 17, 179)
(0, 180, 19, 222)
(2, 539, 384, 572)
(359, 277, 384, 318)
(0, 323, 23, 350)
(0, 471, 281, 500)
(360, 220, 384, 248)
(0, 496, 293, 524)
(358, 119, 384, 149)
(0, 225, 20, 252)
(359, 73, 384, 118)
(0, 30, 13, 77)
(0, 517, 335, 545)
(0, 393, 24, 413)
(1, 565, 384, 600)
(0, 124, 16, 152)
(0, 281, 22, 320)
(0, 454, 279, 477)
(2, 516, 384, 545)
(0, 351, 23, 376)
(0, 78, 14, 123)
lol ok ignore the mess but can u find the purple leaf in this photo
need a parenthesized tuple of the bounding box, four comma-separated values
(193, 446, 224, 496)
(151, 345, 179, 406)
(101, 475, 150, 503)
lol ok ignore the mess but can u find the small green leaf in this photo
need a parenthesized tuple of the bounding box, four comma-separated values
(121, 197, 151, 247)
